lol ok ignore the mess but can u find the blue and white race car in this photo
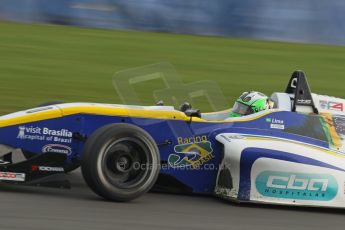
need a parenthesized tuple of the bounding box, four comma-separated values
(0, 70, 344, 208)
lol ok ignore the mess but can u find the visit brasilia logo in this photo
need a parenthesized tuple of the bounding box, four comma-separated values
(17, 126, 26, 139)
(168, 141, 214, 169)
(255, 171, 338, 201)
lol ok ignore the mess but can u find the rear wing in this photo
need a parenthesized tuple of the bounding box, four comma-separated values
(285, 71, 318, 114)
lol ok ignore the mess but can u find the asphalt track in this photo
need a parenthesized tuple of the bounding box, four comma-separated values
(0, 170, 344, 230)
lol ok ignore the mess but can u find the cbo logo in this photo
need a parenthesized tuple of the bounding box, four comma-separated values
(255, 171, 338, 201)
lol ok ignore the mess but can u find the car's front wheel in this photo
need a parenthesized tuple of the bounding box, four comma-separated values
(81, 123, 160, 202)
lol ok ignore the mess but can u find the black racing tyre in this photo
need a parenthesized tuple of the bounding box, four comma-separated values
(81, 123, 160, 202)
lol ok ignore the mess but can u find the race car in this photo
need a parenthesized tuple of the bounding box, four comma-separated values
(0, 70, 345, 208)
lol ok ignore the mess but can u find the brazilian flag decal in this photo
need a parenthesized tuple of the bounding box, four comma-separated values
(168, 141, 214, 169)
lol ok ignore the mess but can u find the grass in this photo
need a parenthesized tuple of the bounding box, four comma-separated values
(0, 21, 345, 114)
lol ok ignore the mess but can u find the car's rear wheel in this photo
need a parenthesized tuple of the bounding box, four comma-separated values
(81, 123, 160, 202)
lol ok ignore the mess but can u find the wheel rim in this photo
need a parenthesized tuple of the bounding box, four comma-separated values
(100, 137, 153, 189)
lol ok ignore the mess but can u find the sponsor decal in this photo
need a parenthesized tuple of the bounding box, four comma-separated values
(42, 144, 72, 155)
(297, 99, 312, 105)
(31, 165, 64, 172)
(266, 118, 285, 130)
(17, 126, 73, 143)
(168, 137, 214, 169)
(177, 135, 208, 145)
(319, 100, 344, 112)
(226, 135, 245, 139)
(0, 172, 25, 182)
(219, 135, 245, 142)
(333, 115, 345, 136)
(255, 171, 338, 201)
(290, 78, 297, 88)
(219, 135, 232, 142)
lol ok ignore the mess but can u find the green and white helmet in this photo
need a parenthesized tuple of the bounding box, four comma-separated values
(230, 91, 269, 117)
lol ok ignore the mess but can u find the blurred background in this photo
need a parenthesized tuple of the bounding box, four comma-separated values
(1, 2, 345, 229)
(1, 0, 345, 113)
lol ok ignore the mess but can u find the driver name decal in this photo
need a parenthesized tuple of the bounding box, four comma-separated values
(266, 118, 285, 130)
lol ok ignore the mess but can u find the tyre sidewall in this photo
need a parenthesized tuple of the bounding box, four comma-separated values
(81, 123, 160, 201)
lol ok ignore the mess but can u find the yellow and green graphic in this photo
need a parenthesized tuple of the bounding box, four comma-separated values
(320, 113, 342, 148)
(168, 141, 214, 169)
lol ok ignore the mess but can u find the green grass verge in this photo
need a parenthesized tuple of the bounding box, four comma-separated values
(0, 21, 345, 114)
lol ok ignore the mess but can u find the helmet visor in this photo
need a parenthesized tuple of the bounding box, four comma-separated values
(232, 102, 253, 116)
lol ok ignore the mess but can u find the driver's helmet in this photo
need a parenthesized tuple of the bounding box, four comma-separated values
(230, 91, 270, 117)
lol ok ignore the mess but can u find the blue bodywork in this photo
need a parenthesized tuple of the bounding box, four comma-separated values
(0, 110, 331, 194)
